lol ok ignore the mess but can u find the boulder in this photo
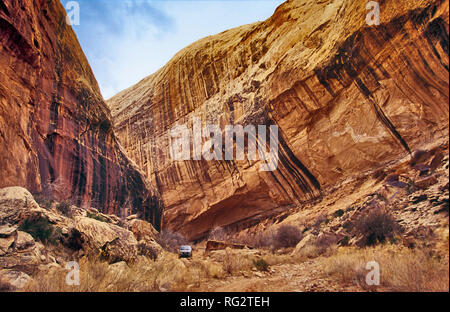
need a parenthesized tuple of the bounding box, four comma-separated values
(137, 238, 164, 259)
(126, 214, 138, 221)
(74, 216, 138, 263)
(414, 175, 438, 190)
(14, 231, 35, 251)
(0, 187, 41, 225)
(0, 236, 15, 255)
(0, 269, 32, 290)
(128, 219, 158, 241)
(291, 234, 315, 255)
(0, 224, 18, 238)
(0, 242, 45, 275)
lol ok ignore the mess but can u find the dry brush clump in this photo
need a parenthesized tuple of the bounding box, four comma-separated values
(253, 258, 270, 272)
(221, 249, 253, 275)
(273, 225, 303, 249)
(353, 208, 403, 246)
(56, 201, 73, 218)
(322, 245, 449, 292)
(24, 256, 155, 292)
(18, 215, 63, 246)
(155, 229, 188, 252)
(232, 229, 275, 249)
(24, 252, 227, 292)
(234, 225, 303, 251)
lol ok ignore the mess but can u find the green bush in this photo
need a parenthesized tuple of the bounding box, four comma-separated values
(56, 201, 73, 218)
(253, 259, 269, 272)
(333, 209, 345, 218)
(86, 211, 109, 223)
(18, 216, 61, 245)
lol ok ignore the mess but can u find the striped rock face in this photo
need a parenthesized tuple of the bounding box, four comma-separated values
(0, 0, 162, 229)
(107, 0, 448, 240)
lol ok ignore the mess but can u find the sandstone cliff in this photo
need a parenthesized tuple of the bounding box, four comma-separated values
(108, 0, 449, 240)
(0, 0, 162, 229)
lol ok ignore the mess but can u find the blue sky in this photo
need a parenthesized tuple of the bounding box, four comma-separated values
(60, 0, 285, 99)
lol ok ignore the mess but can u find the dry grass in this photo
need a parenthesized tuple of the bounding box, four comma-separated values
(294, 244, 338, 261)
(221, 249, 253, 275)
(322, 245, 449, 291)
(24, 252, 227, 292)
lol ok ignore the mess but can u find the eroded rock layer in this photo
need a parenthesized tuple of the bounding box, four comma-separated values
(0, 0, 162, 229)
(108, 0, 449, 240)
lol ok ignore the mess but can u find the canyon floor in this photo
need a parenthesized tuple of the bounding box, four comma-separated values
(1, 141, 448, 292)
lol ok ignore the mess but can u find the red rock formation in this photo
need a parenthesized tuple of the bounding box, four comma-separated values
(108, 0, 448, 240)
(0, 0, 162, 229)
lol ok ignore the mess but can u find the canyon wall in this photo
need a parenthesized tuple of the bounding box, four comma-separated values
(0, 0, 162, 229)
(109, 0, 449, 240)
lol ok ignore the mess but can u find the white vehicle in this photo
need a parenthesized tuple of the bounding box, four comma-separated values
(179, 245, 193, 258)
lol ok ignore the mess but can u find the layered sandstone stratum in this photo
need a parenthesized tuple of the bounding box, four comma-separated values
(0, 0, 162, 229)
(108, 0, 449, 240)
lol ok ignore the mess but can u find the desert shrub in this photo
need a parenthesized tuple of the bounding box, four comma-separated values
(273, 225, 303, 249)
(343, 220, 353, 231)
(33, 194, 53, 210)
(314, 234, 339, 254)
(353, 209, 402, 246)
(209, 227, 228, 241)
(56, 201, 72, 218)
(155, 229, 188, 252)
(18, 216, 61, 245)
(233, 229, 275, 249)
(338, 235, 350, 246)
(313, 214, 328, 228)
(86, 211, 109, 223)
(253, 258, 269, 272)
(333, 209, 345, 218)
